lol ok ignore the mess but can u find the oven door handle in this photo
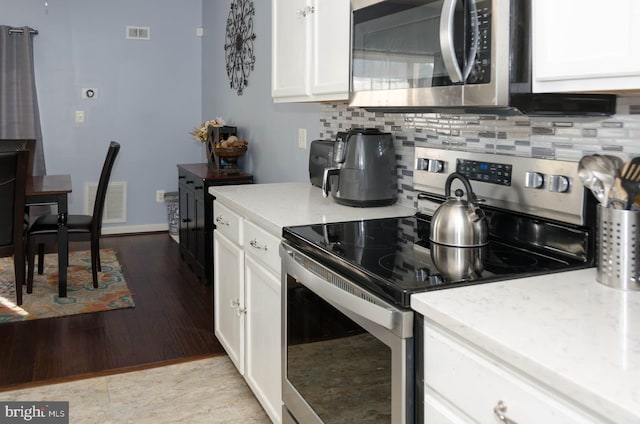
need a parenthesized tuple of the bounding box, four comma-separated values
(281, 244, 413, 339)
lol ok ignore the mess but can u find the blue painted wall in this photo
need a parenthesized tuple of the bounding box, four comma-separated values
(2, 0, 325, 231)
(2, 0, 204, 231)
(202, 1, 322, 184)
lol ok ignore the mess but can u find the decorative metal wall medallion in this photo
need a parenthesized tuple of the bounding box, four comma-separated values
(224, 0, 256, 96)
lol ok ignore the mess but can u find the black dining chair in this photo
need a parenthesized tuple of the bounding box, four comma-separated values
(0, 150, 29, 305)
(0, 139, 35, 175)
(26, 141, 121, 291)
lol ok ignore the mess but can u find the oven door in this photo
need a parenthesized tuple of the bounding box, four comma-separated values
(280, 242, 414, 424)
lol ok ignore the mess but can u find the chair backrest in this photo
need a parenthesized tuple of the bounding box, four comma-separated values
(0, 150, 28, 256)
(0, 139, 35, 176)
(91, 141, 121, 235)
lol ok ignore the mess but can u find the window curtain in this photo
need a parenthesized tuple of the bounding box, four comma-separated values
(0, 25, 46, 176)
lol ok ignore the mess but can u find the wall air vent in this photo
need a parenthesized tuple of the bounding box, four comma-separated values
(85, 181, 127, 224)
(126, 26, 150, 40)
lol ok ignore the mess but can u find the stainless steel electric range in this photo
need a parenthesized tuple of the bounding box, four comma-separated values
(280, 147, 598, 424)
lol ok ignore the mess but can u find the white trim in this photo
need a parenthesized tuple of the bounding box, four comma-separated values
(102, 223, 168, 235)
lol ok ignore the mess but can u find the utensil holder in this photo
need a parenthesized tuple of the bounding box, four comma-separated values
(597, 205, 640, 290)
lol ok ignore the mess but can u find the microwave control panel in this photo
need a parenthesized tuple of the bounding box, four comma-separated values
(468, 0, 492, 85)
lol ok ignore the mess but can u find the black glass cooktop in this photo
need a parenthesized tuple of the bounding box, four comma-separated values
(282, 214, 592, 308)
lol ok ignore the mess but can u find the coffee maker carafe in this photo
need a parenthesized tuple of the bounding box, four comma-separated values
(322, 128, 398, 207)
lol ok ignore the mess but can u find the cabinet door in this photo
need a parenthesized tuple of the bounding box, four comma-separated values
(310, 0, 350, 98)
(179, 179, 196, 261)
(244, 254, 282, 424)
(272, 0, 309, 99)
(178, 180, 190, 253)
(213, 231, 245, 374)
(193, 181, 206, 268)
(533, 0, 640, 92)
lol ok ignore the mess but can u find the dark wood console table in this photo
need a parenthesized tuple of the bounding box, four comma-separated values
(177, 163, 253, 285)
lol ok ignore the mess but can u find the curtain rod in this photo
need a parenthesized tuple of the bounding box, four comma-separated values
(8, 28, 39, 35)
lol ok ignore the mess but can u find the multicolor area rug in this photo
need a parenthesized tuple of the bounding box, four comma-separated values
(0, 249, 135, 323)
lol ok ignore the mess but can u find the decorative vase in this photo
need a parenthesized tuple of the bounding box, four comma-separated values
(206, 126, 221, 170)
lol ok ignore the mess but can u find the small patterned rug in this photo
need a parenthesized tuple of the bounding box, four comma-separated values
(0, 249, 135, 323)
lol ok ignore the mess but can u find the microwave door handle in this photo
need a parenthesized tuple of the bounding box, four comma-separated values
(439, 0, 463, 83)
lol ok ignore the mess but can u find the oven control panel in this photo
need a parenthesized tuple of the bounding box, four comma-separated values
(456, 159, 513, 186)
(414, 147, 588, 226)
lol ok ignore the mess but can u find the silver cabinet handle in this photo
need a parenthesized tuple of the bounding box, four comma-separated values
(230, 299, 246, 316)
(297, 5, 315, 18)
(249, 239, 268, 251)
(493, 401, 518, 424)
(215, 215, 229, 226)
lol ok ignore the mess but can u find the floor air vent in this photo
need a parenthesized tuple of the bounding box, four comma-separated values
(84, 181, 127, 223)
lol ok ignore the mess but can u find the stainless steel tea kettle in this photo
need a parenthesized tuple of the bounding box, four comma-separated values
(429, 173, 488, 248)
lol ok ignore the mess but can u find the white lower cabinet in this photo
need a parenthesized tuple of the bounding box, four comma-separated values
(213, 230, 245, 374)
(423, 321, 603, 424)
(245, 254, 281, 423)
(213, 201, 282, 423)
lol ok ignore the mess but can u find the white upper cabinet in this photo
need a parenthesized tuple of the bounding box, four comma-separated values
(272, 0, 350, 102)
(533, 0, 640, 92)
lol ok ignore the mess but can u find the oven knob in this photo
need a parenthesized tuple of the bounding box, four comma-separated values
(428, 159, 444, 173)
(416, 158, 429, 171)
(524, 171, 544, 189)
(416, 158, 445, 173)
(549, 175, 570, 193)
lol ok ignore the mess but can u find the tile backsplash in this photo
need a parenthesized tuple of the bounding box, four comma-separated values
(319, 97, 640, 208)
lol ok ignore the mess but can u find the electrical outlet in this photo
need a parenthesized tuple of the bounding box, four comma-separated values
(297, 128, 307, 149)
(156, 190, 165, 203)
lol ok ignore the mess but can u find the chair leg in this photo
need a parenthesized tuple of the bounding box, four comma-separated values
(37, 243, 45, 275)
(90, 238, 99, 288)
(27, 239, 36, 294)
(14, 252, 24, 306)
(95, 239, 101, 272)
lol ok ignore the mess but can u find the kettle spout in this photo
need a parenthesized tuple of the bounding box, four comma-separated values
(322, 167, 340, 198)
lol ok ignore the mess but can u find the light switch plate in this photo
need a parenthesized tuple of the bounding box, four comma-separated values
(75, 110, 85, 123)
(297, 128, 307, 149)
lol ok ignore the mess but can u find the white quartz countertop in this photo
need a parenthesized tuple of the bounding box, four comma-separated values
(411, 268, 640, 423)
(209, 182, 416, 236)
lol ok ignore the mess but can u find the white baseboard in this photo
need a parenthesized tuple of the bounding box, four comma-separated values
(102, 223, 168, 235)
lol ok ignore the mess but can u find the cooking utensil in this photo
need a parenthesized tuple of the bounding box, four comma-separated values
(429, 173, 488, 247)
(619, 157, 640, 210)
(578, 155, 606, 203)
(592, 154, 620, 207)
(610, 176, 628, 209)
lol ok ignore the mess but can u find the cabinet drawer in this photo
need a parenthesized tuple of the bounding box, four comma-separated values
(214, 202, 243, 246)
(424, 324, 599, 424)
(243, 219, 280, 274)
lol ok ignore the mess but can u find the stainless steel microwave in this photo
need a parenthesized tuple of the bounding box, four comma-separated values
(349, 0, 616, 115)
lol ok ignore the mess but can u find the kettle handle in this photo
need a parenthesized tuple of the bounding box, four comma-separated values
(322, 167, 340, 198)
(445, 172, 479, 203)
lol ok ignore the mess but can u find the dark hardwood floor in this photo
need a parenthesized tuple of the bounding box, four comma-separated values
(0, 233, 225, 391)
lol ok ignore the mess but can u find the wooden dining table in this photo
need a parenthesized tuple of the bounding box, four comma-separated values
(25, 174, 72, 298)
